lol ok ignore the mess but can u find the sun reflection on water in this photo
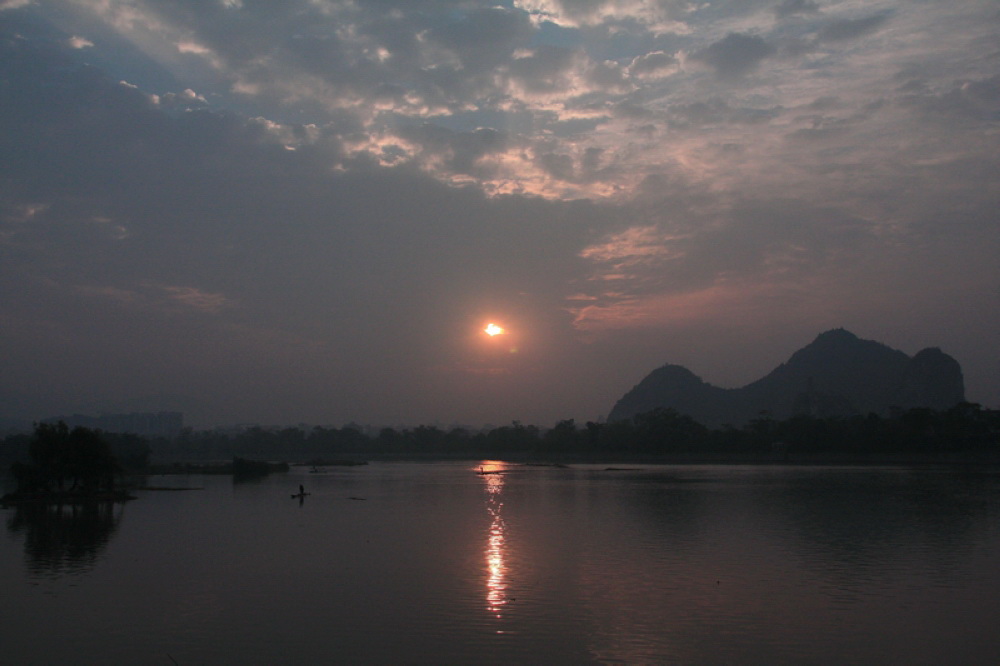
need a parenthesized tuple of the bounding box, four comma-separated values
(480, 461, 509, 619)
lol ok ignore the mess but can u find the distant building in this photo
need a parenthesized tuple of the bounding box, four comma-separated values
(45, 412, 184, 437)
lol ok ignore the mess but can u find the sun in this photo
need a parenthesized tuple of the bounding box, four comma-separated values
(484, 323, 505, 337)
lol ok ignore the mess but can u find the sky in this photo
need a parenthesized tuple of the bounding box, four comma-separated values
(1, 0, 998, 429)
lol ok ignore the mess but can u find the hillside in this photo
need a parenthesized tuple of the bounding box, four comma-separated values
(608, 329, 965, 426)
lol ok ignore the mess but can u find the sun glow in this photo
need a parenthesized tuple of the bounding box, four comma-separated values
(481, 461, 510, 619)
(485, 323, 505, 336)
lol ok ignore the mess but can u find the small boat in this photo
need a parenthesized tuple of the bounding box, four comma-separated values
(291, 492, 311, 499)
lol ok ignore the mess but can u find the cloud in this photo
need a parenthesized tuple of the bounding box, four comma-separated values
(587, 59, 632, 92)
(579, 225, 686, 265)
(68, 36, 94, 49)
(569, 280, 797, 332)
(424, 6, 533, 71)
(667, 99, 782, 128)
(774, 0, 821, 20)
(628, 51, 680, 79)
(154, 87, 208, 108)
(513, 0, 693, 34)
(817, 14, 891, 43)
(691, 32, 776, 80)
(73, 283, 232, 314)
(1, 1, 998, 424)
(160, 286, 233, 313)
(393, 124, 510, 176)
(505, 45, 584, 96)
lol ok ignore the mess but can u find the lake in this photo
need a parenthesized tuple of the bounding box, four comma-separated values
(3, 462, 1000, 664)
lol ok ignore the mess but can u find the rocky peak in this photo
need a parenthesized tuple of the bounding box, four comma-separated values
(608, 330, 966, 426)
(896, 347, 965, 410)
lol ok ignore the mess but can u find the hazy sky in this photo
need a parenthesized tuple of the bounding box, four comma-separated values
(2, 0, 998, 428)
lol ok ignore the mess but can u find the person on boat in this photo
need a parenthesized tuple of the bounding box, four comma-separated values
(299, 484, 305, 496)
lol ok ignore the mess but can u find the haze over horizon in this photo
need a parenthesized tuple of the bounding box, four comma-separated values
(2, 1, 997, 428)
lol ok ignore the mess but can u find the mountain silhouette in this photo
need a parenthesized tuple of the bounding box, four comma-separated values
(608, 329, 965, 426)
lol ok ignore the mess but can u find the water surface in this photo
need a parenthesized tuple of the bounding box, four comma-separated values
(3, 463, 1000, 664)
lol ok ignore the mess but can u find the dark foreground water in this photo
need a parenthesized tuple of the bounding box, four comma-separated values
(3, 462, 1000, 664)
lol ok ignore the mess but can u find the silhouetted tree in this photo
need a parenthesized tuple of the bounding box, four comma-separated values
(543, 419, 580, 454)
(11, 422, 121, 495)
(631, 408, 708, 453)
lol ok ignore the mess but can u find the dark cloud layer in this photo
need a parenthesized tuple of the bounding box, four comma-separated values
(691, 33, 776, 80)
(817, 14, 890, 43)
(775, 0, 821, 19)
(1, 1, 997, 427)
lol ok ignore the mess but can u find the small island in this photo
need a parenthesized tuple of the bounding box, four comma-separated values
(2, 422, 135, 505)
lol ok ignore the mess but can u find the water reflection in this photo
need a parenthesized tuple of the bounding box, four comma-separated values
(4, 465, 1000, 664)
(480, 461, 510, 619)
(5, 500, 123, 578)
(600, 466, 1000, 662)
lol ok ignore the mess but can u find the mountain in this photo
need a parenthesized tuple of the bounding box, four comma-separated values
(608, 329, 965, 426)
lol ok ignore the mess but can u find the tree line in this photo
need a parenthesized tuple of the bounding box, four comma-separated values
(2, 403, 998, 468)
